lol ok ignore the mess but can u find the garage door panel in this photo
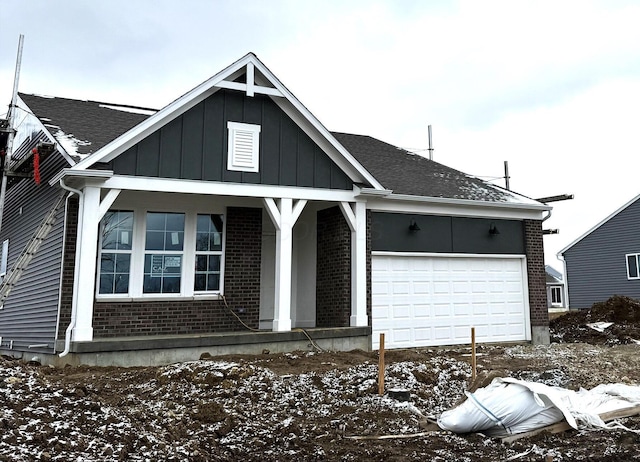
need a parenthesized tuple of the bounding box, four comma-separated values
(372, 255, 528, 349)
(414, 304, 431, 318)
(393, 305, 411, 318)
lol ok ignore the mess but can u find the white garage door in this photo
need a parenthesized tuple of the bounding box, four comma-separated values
(372, 254, 530, 349)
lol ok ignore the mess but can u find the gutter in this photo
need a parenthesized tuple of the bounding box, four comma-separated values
(356, 187, 552, 212)
(48, 167, 113, 186)
(57, 178, 84, 357)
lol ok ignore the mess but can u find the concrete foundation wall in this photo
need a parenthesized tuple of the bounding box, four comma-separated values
(1, 327, 371, 367)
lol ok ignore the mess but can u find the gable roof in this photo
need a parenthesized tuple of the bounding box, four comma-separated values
(559, 193, 640, 256)
(21, 92, 546, 205)
(62, 53, 384, 190)
(15, 52, 547, 207)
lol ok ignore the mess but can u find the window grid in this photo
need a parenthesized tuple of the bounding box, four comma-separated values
(98, 211, 133, 294)
(143, 212, 185, 294)
(194, 214, 223, 292)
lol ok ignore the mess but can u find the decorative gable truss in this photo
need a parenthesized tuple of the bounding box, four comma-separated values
(215, 61, 283, 98)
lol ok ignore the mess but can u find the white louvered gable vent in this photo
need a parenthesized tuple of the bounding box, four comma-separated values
(227, 122, 261, 172)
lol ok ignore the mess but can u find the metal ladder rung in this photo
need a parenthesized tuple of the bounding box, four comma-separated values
(0, 193, 67, 301)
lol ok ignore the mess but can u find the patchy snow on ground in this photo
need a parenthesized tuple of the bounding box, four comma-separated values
(2, 342, 640, 461)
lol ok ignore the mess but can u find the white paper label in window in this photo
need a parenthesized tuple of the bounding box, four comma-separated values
(171, 232, 179, 245)
(164, 256, 181, 268)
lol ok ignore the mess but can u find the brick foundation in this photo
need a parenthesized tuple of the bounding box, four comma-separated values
(316, 206, 351, 327)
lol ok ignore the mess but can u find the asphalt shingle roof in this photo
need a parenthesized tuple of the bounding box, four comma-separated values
(332, 132, 521, 202)
(18, 93, 534, 204)
(19, 93, 152, 157)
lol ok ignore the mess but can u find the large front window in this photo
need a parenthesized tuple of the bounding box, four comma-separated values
(143, 212, 184, 294)
(97, 209, 224, 298)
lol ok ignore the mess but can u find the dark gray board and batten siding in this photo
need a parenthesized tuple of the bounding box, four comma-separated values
(108, 89, 354, 190)
(371, 212, 525, 254)
(0, 139, 68, 354)
(563, 197, 640, 309)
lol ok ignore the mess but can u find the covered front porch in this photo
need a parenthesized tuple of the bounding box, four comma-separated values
(60, 175, 370, 355)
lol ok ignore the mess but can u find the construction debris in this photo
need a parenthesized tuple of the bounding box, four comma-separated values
(438, 377, 640, 439)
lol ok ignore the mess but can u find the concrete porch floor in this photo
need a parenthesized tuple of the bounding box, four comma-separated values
(51, 326, 372, 367)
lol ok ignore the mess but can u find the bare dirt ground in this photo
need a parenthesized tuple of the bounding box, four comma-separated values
(3, 296, 640, 461)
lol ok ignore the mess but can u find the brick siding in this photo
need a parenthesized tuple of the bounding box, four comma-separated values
(57, 197, 78, 340)
(524, 219, 549, 327)
(316, 206, 351, 327)
(91, 207, 262, 338)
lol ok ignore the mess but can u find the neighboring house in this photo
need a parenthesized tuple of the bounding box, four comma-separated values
(0, 53, 551, 366)
(559, 194, 640, 309)
(545, 265, 565, 309)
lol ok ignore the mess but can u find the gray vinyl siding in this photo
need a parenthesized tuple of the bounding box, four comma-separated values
(0, 139, 68, 354)
(108, 89, 353, 190)
(563, 198, 640, 309)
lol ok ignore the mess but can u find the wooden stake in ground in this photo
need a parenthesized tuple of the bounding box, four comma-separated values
(378, 333, 385, 395)
(471, 327, 477, 381)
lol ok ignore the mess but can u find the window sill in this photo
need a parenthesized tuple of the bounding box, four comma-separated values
(96, 294, 224, 303)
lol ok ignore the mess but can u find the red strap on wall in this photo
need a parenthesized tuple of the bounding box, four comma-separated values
(32, 148, 41, 185)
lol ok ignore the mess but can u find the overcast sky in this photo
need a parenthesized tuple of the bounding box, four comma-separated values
(2, 0, 639, 273)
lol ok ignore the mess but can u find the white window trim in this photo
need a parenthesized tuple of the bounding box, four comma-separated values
(0, 239, 8, 280)
(97, 211, 134, 296)
(626, 253, 640, 280)
(96, 208, 226, 300)
(227, 121, 261, 173)
(194, 213, 226, 295)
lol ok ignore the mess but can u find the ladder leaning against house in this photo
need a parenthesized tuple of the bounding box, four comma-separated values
(0, 192, 67, 306)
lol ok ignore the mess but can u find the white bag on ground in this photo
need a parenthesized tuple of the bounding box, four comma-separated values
(437, 378, 564, 436)
(438, 377, 640, 437)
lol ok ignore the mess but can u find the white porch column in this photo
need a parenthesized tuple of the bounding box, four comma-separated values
(339, 201, 368, 327)
(73, 186, 101, 342)
(263, 197, 307, 332)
